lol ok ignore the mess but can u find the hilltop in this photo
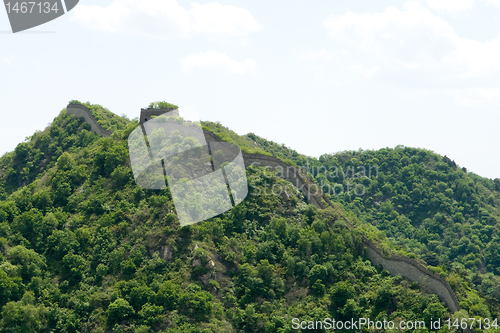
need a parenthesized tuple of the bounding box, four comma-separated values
(0, 102, 499, 332)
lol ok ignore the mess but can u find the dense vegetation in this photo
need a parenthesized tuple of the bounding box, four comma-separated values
(148, 102, 179, 110)
(202, 121, 500, 315)
(68, 100, 130, 132)
(0, 102, 499, 332)
(285, 148, 500, 310)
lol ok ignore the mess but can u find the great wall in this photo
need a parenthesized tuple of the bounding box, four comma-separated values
(236, 151, 461, 313)
(66, 104, 113, 137)
(67, 104, 462, 314)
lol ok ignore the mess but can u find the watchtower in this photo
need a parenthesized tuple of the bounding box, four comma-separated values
(140, 107, 179, 124)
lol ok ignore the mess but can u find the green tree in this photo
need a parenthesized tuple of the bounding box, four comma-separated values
(107, 298, 134, 325)
(0, 293, 49, 333)
(330, 281, 355, 310)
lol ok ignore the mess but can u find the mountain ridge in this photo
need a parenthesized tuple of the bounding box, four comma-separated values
(0, 101, 497, 332)
(51, 103, 473, 313)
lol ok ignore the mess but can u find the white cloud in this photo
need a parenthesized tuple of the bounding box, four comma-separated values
(422, 0, 475, 14)
(350, 64, 381, 78)
(482, 0, 500, 8)
(452, 88, 500, 106)
(70, 1, 132, 33)
(300, 48, 334, 61)
(324, 3, 457, 58)
(71, 0, 261, 39)
(320, 1, 500, 105)
(323, 2, 500, 78)
(2, 55, 21, 68)
(420, 0, 500, 13)
(189, 2, 261, 37)
(181, 50, 256, 75)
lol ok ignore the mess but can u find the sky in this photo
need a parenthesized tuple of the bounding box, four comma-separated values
(1, 0, 500, 179)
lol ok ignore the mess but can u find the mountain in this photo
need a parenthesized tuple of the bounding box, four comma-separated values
(205, 120, 500, 320)
(302, 147, 500, 302)
(0, 102, 498, 332)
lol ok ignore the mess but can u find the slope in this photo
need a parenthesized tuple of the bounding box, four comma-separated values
(0, 102, 473, 332)
(204, 120, 500, 321)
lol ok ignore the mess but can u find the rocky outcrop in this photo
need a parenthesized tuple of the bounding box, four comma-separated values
(192, 244, 217, 286)
(147, 245, 173, 262)
(159, 245, 172, 261)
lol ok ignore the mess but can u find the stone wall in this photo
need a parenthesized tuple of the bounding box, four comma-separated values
(203, 130, 328, 209)
(66, 104, 112, 137)
(140, 108, 179, 124)
(242, 153, 329, 209)
(364, 238, 461, 312)
(203, 130, 462, 313)
(71, 117, 462, 313)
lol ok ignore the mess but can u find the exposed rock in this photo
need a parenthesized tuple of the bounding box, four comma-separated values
(159, 245, 172, 261)
(148, 245, 173, 261)
(206, 259, 215, 269)
(281, 190, 290, 201)
(192, 259, 201, 267)
(200, 272, 212, 286)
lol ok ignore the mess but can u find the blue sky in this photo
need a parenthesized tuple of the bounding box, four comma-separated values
(1, 0, 500, 179)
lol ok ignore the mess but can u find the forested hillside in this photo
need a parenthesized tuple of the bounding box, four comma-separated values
(205, 120, 500, 313)
(202, 121, 500, 325)
(297, 149, 500, 302)
(0, 103, 499, 332)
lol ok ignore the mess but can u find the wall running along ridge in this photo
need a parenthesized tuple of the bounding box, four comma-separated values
(204, 129, 462, 314)
(363, 239, 460, 312)
(70, 112, 462, 314)
(66, 104, 113, 137)
(245, 152, 461, 313)
(241, 152, 461, 312)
